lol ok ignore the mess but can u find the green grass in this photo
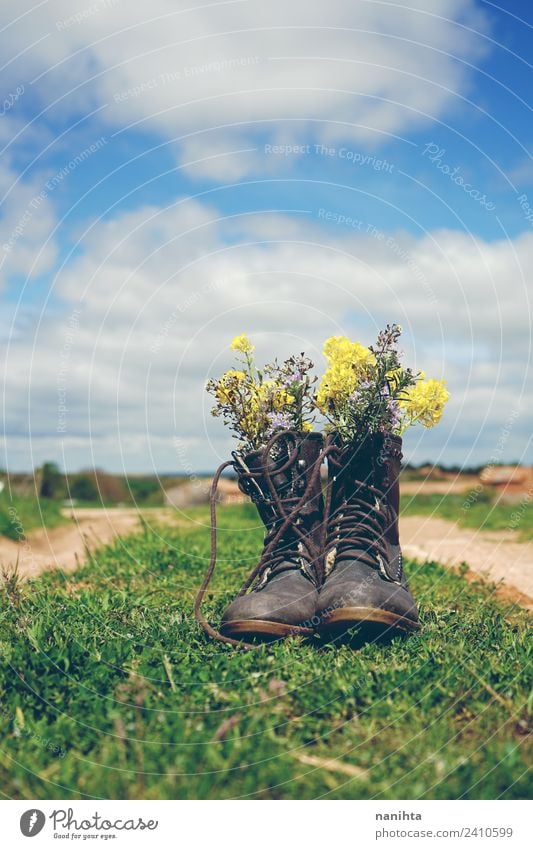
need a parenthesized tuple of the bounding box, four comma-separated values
(401, 491, 533, 541)
(0, 492, 65, 540)
(0, 504, 530, 800)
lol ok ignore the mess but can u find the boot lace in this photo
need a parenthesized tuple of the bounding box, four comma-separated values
(194, 430, 329, 649)
(324, 453, 394, 577)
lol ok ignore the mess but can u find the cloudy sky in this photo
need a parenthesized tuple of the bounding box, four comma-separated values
(1, 0, 531, 473)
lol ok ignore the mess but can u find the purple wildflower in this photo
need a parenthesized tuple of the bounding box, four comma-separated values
(266, 410, 292, 437)
(280, 370, 304, 389)
(384, 397, 401, 430)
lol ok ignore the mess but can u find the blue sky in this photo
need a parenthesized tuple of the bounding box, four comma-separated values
(0, 0, 531, 472)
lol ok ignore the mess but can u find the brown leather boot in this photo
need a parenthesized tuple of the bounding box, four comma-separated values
(317, 432, 419, 639)
(195, 431, 325, 647)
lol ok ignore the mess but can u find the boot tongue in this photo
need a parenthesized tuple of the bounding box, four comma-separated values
(336, 432, 401, 493)
(331, 431, 402, 563)
(336, 434, 378, 499)
(238, 439, 296, 526)
(240, 433, 320, 522)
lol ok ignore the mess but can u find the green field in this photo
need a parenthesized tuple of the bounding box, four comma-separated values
(0, 504, 530, 800)
(401, 492, 533, 541)
(0, 491, 65, 541)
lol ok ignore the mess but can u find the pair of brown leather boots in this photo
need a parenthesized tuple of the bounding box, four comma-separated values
(195, 430, 419, 648)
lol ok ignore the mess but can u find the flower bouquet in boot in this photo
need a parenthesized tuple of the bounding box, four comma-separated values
(195, 334, 326, 648)
(316, 324, 449, 640)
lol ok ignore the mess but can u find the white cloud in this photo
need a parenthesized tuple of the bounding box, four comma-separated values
(0, 158, 59, 282)
(0, 0, 489, 178)
(2, 198, 531, 471)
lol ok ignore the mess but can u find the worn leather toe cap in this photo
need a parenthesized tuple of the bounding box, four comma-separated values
(317, 561, 419, 625)
(221, 570, 318, 627)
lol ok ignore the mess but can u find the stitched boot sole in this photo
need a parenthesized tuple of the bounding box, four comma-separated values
(318, 606, 420, 637)
(220, 619, 314, 640)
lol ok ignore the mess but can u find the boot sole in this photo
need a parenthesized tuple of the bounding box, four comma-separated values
(220, 619, 314, 640)
(318, 606, 420, 637)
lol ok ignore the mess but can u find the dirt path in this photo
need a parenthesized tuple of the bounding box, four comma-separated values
(401, 516, 533, 610)
(400, 477, 480, 495)
(0, 507, 177, 579)
(1, 507, 531, 610)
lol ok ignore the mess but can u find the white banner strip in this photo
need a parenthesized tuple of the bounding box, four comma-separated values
(1, 799, 530, 848)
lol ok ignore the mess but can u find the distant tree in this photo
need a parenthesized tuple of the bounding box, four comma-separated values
(39, 462, 64, 499)
(70, 475, 99, 501)
(67, 470, 129, 503)
(126, 476, 161, 504)
(92, 470, 128, 502)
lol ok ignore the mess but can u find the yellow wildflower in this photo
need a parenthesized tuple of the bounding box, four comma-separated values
(399, 379, 449, 428)
(250, 381, 273, 418)
(250, 381, 294, 409)
(251, 381, 271, 406)
(230, 333, 254, 353)
(238, 411, 260, 440)
(386, 367, 404, 391)
(273, 388, 295, 410)
(316, 336, 376, 412)
(301, 421, 313, 432)
(322, 336, 375, 370)
(214, 370, 245, 405)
